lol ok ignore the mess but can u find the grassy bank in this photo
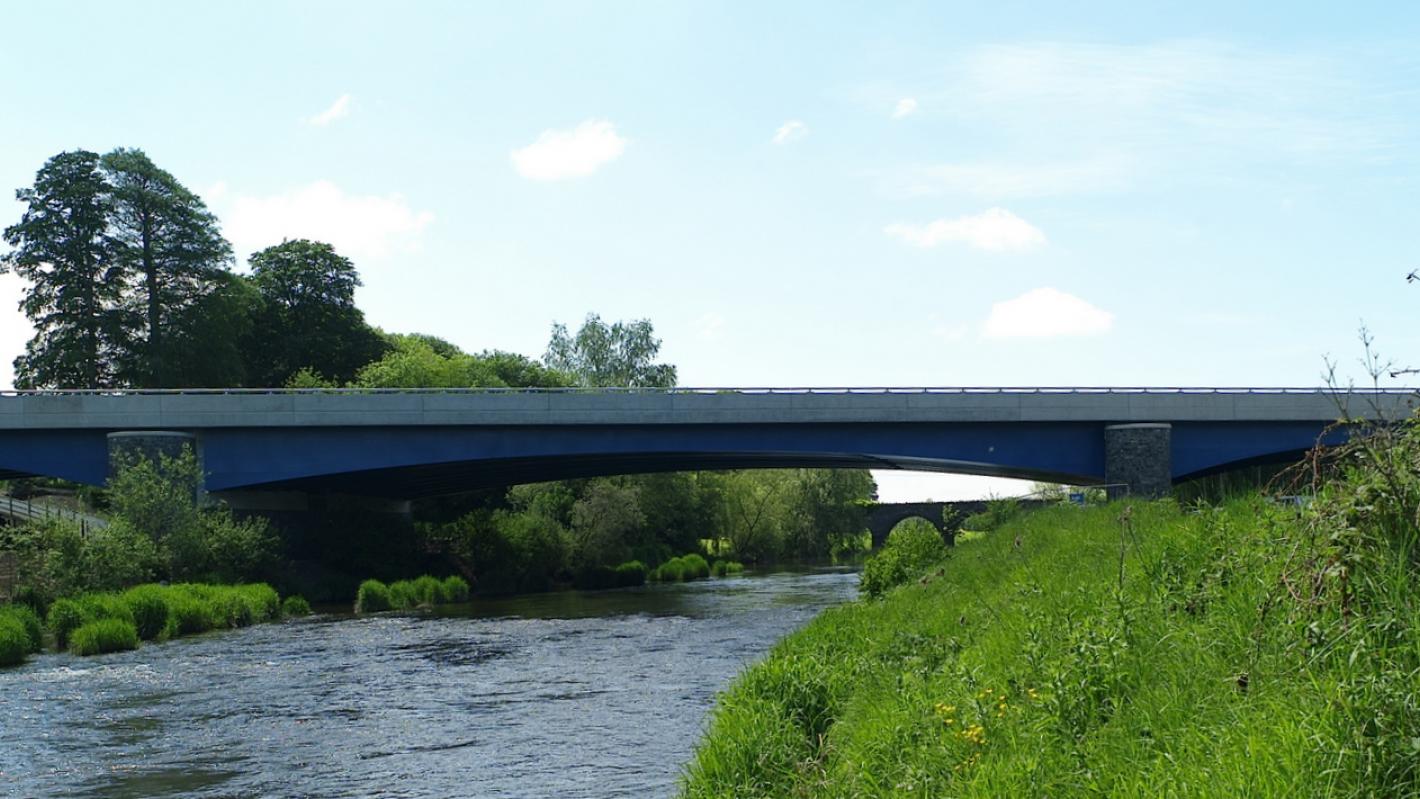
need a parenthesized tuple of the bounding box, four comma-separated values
(682, 487, 1420, 796)
(1, 582, 311, 667)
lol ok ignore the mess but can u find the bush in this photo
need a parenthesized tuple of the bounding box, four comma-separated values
(439, 575, 471, 603)
(0, 617, 29, 666)
(614, 560, 647, 587)
(77, 593, 136, 626)
(388, 579, 419, 609)
(962, 497, 1022, 533)
(860, 520, 950, 599)
(238, 584, 281, 622)
(121, 585, 171, 640)
(711, 560, 745, 577)
(281, 595, 312, 616)
(165, 593, 215, 636)
(680, 553, 711, 580)
(651, 559, 685, 582)
(412, 575, 442, 605)
(355, 579, 392, 613)
(46, 598, 87, 650)
(211, 590, 255, 628)
(69, 618, 139, 656)
(0, 604, 44, 653)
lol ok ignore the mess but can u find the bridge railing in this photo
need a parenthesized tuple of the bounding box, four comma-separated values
(2, 386, 1416, 397)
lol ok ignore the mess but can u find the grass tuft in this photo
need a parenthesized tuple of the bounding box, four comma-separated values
(281, 595, 312, 616)
(69, 618, 139, 656)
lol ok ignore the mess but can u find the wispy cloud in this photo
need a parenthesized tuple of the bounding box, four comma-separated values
(510, 119, 626, 181)
(983, 288, 1113, 338)
(305, 94, 352, 127)
(695, 312, 726, 342)
(891, 97, 918, 119)
(885, 208, 1046, 252)
(772, 120, 808, 145)
(221, 180, 433, 261)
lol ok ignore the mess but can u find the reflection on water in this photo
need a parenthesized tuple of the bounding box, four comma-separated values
(0, 569, 856, 798)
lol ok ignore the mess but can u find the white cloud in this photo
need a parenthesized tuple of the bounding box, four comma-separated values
(695, 312, 726, 342)
(772, 120, 808, 145)
(884, 208, 1046, 252)
(892, 97, 918, 119)
(221, 181, 434, 262)
(510, 119, 626, 181)
(306, 94, 352, 127)
(983, 288, 1114, 338)
(204, 180, 229, 202)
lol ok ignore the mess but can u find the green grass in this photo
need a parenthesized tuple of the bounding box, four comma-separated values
(281, 595, 312, 616)
(0, 604, 44, 653)
(710, 560, 745, 577)
(356, 575, 469, 612)
(0, 616, 29, 666)
(680, 496, 1420, 797)
(69, 618, 139, 656)
(40, 583, 288, 651)
(440, 575, 471, 602)
(652, 553, 713, 582)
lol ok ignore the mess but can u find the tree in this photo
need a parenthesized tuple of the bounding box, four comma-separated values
(782, 469, 876, 558)
(569, 479, 645, 567)
(244, 239, 388, 386)
(545, 313, 677, 387)
(101, 148, 233, 387)
(1, 151, 125, 388)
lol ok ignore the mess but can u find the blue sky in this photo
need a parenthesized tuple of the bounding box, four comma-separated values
(3, 2, 1419, 500)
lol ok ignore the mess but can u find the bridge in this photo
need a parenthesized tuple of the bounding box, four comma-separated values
(865, 500, 1052, 547)
(0, 387, 1412, 518)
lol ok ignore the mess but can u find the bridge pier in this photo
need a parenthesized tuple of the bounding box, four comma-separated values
(1104, 423, 1172, 499)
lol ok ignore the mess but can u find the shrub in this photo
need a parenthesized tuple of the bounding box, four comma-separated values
(77, 593, 135, 626)
(69, 618, 139, 656)
(711, 560, 745, 577)
(238, 584, 281, 621)
(388, 579, 419, 609)
(121, 585, 171, 641)
(355, 579, 392, 613)
(412, 575, 442, 605)
(651, 559, 686, 582)
(46, 598, 87, 650)
(439, 575, 471, 603)
(165, 594, 215, 636)
(1, 605, 44, 653)
(281, 595, 312, 616)
(614, 560, 647, 587)
(860, 520, 950, 599)
(0, 617, 29, 666)
(680, 554, 711, 580)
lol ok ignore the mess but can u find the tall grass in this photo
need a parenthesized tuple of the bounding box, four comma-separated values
(0, 616, 29, 666)
(354, 574, 470, 612)
(68, 618, 139, 656)
(681, 474, 1420, 797)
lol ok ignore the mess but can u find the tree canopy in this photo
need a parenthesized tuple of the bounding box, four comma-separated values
(545, 313, 677, 387)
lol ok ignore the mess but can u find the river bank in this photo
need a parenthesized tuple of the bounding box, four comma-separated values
(681, 494, 1420, 797)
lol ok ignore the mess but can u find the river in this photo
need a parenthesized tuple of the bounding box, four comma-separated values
(0, 569, 857, 798)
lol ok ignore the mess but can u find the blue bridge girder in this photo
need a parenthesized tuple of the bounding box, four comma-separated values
(0, 387, 1413, 498)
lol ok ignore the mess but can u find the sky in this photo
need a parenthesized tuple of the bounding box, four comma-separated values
(2, 1, 1418, 501)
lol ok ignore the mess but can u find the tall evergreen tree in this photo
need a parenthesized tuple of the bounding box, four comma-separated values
(101, 148, 233, 387)
(1, 151, 124, 388)
(245, 239, 388, 385)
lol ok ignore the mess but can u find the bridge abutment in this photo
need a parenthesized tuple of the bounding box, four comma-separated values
(1104, 423, 1172, 499)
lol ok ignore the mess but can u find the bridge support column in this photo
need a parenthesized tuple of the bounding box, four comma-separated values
(107, 431, 199, 481)
(1104, 423, 1172, 499)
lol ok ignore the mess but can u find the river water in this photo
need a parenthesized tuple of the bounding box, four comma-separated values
(0, 569, 856, 798)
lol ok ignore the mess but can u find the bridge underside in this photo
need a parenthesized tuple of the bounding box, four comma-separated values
(0, 421, 1346, 499)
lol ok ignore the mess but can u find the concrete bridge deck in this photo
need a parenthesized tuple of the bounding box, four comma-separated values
(0, 387, 1413, 501)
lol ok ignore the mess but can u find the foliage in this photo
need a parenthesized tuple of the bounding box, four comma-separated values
(0, 604, 43, 653)
(45, 599, 86, 650)
(615, 560, 648, 587)
(354, 579, 392, 613)
(440, 576, 471, 602)
(1, 150, 125, 388)
(545, 313, 677, 387)
(652, 553, 712, 582)
(711, 560, 745, 577)
(0, 616, 30, 667)
(101, 147, 233, 388)
(120, 584, 170, 640)
(68, 618, 139, 656)
(281, 595, 312, 616)
(569, 480, 645, 568)
(354, 335, 571, 389)
(961, 497, 1023, 533)
(244, 239, 389, 386)
(859, 518, 950, 599)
